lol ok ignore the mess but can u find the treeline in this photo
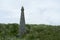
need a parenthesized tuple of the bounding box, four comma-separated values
(0, 23, 19, 37)
(0, 23, 60, 40)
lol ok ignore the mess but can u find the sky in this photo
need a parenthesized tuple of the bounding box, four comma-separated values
(0, 0, 60, 25)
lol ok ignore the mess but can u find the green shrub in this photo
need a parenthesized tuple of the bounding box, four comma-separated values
(0, 24, 60, 40)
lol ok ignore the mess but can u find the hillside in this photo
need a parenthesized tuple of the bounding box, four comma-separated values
(0, 23, 60, 40)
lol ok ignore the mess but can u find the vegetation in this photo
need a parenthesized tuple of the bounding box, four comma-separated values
(0, 23, 60, 40)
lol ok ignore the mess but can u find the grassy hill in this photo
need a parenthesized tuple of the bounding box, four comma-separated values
(0, 23, 60, 40)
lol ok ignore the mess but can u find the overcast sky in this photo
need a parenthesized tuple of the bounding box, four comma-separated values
(0, 0, 60, 25)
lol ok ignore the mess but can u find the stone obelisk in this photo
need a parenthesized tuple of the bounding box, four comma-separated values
(20, 6, 26, 37)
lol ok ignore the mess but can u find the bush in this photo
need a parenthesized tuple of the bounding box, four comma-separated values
(0, 24, 60, 40)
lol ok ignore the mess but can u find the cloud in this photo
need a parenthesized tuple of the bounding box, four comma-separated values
(21, 0, 60, 25)
(0, 0, 60, 25)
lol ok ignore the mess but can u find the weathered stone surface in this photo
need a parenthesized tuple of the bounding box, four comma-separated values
(19, 6, 26, 37)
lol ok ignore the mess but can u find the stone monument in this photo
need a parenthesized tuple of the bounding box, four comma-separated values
(19, 6, 26, 37)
